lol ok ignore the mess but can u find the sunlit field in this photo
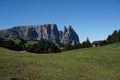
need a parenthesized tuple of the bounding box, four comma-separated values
(0, 43, 120, 80)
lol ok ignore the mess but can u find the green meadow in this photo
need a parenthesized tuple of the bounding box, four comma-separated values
(0, 43, 120, 80)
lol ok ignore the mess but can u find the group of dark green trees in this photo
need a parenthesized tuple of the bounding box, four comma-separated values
(81, 38, 92, 48)
(27, 40, 61, 53)
(0, 38, 92, 53)
(107, 30, 120, 44)
(0, 39, 60, 53)
(0, 39, 25, 51)
(63, 38, 92, 50)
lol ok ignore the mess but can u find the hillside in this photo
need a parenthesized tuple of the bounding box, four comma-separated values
(0, 43, 120, 80)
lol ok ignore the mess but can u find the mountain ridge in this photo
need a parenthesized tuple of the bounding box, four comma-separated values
(0, 24, 79, 44)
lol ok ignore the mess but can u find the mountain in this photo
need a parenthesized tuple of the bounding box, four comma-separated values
(0, 24, 79, 44)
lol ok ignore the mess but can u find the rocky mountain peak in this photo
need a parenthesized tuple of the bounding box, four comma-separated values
(61, 25, 79, 44)
(0, 24, 79, 44)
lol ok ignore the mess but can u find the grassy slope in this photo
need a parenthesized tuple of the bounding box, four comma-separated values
(0, 43, 120, 80)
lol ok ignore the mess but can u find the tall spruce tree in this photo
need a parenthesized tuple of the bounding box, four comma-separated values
(112, 30, 118, 42)
(118, 29, 120, 42)
(82, 38, 91, 48)
(107, 35, 113, 44)
(86, 38, 92, 48)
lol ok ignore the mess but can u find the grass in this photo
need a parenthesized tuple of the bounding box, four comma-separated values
(26, 41, 38, 45)
(0, 43, 120, 80)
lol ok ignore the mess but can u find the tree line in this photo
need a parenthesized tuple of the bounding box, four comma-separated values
(0, 38, 61, 53)
(27, 40, 61, 53)
(0, 38, 92, 53)
(106, 29, 120, 44)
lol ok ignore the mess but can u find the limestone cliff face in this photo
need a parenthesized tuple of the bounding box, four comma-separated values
(60, 25, 79, 44)
(0, 24, 79, 44)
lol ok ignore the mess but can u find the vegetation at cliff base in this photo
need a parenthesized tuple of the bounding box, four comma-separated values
(0, 38, 82, 53)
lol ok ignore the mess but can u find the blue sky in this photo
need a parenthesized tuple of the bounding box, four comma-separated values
(0, 0, 120, 42)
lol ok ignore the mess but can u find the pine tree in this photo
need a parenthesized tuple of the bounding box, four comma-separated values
(112, 30, 118, 42)
(118, 29, 120, 42)
(81, 41, 87, 48)
(74, 42, 82, 49)
(86, 38, 92, 47)
(82, 38, 91, 48)
(107, 35, 113, 44)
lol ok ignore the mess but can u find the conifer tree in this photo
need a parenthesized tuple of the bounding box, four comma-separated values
(82, 38, 91, 48)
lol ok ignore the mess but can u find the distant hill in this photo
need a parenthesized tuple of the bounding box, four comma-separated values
(0, 24, 79, 44)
